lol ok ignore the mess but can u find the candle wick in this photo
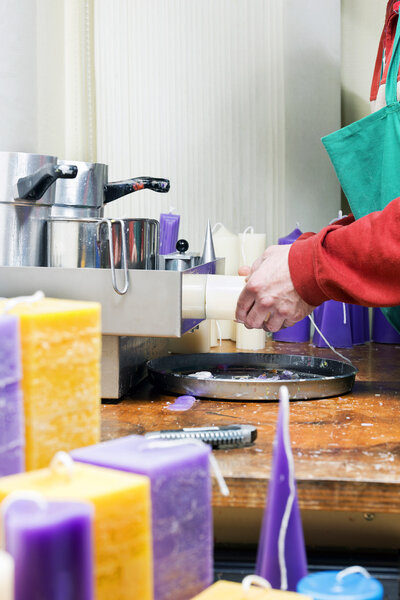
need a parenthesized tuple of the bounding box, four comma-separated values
(50, 451, 75, 480)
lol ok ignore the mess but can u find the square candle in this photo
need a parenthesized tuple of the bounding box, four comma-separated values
(72, 435, 213, 600)
(0, 298, 101, 470)
(0, 462, 153, 600)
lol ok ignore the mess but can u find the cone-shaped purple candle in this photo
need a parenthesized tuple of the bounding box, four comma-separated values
(372, 308, 400, 343)
(256, 386, 307, 591)
(274, 227, 310, 343)
(0, 315, 24, 476)
(349, 305, 370, 345)
(312, 301, 352, 348)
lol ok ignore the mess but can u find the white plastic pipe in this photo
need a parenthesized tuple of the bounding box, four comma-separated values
(182, 274, 246, 321)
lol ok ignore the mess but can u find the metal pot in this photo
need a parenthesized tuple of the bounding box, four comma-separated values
(0, 152, 77, 266)
(52, 160, 170, 218)
(100, 218, 159, 271)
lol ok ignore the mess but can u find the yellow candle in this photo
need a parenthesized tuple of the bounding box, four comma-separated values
(190, 580, 311, 599)
(1, 298, 101, 470)
(0, 550, 14, 600)
(0, 460, 153, 600)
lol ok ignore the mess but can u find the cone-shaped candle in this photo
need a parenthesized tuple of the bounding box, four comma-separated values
(312, 301, 352, 348)
(200, 220, 216, 265)
(256, 386, 307, 591)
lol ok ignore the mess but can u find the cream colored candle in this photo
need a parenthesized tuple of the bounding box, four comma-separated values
(217, 320, 234, 339)
(190, 579, 311, 599)
(0, 550, 14, 600)
(236, 324, 266, 351)
(182, 274, 207, 319)
(169, 320, 211, 353)
(231, 321, 237, 341)
(205, 275, 246, 321)
(212, 224, 240, 275)
(238, 227, 267, 268)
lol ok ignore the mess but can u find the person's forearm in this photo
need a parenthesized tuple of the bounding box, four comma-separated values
(289, 199, 400, 307)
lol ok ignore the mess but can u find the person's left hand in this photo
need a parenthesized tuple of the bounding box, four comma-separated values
(235, 244, 315, 332)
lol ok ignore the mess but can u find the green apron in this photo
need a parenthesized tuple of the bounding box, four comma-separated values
(321, 15, 400, 334)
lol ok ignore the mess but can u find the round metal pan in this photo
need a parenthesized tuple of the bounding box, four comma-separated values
(147, 353, 357, 401)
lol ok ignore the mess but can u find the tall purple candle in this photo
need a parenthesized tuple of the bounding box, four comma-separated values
(159, 212, 180, 255)
(372, 307, 400, 343)
(312, 301, 352, 348)
(274, 226, 310, 343)
(72, 435, 212, 600)
(0, 314, 24, 475)
(256, 386, 307, 591)
(4, 497, 94, 600)
(349, 305, 370, 345)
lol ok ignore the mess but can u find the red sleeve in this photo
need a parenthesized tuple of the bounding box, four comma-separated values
(288, 198, 400, 307)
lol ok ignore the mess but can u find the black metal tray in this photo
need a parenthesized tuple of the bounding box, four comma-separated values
(147, 353, 357, 401)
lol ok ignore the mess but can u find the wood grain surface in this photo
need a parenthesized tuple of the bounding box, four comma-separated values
(101, 339, 400, 514)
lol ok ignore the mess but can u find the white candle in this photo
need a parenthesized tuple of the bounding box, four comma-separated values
(205, 275, 246, 321)
(238, 227, 267, 268)
(212, 224, 240, 276)
(236, 324, 266, 351)
(169, 319, 211, 353)
(0, 550, 14, 600)
(182, 274, 207, 319)
(231, 321, 237, 341)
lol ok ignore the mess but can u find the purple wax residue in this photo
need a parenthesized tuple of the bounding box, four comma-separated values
(167, 395, 197, 412)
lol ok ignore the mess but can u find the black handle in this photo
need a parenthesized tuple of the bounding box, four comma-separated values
(104, 177, 170, 204)
(176, 239, 189, 254)
(15, 164, 78, 201)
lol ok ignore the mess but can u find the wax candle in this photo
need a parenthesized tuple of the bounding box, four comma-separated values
(236, 324, 265, 351)
(0, 314, 24, 476)
(0, 457, 153, 600)
(169, 319, 211, 353)
(72, 435, 212, 600)
(159, 210, 180, 255)
(238, 227, 266, 268)
(1, 298, 101, 470)
(256, 386, 307, 591)
(3, 495, 94, 600)
(349, 305, 370, 345)
(205, 275, 246, 321)
(372, 307, 400, 343)
(212, 224, 240, 339)
(312, 301, 352, 348)
(190, 578, 311, 599)
(0, 550, 14, 600)
(297, 567, 384, 600)
(209, 319, 220, 348)
(274, 226, 310, 344)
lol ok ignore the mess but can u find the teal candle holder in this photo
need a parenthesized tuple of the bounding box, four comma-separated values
(297, 566, 384, 600)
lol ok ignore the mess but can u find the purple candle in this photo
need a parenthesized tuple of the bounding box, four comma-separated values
(256, 386, 307, 591)
(372, 308, 400, 344)
(274, 226, 310, 343)
(72, 435, 212, 600)
(159, 211, 180, 255)
(0, 314, 24, 476)
(349, 305, 370, 345)
(4, 496, 94, 600)
(312, 301, 353, 348)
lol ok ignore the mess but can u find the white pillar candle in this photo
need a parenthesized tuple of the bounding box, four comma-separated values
(169, 319, 211, 354)
(238, 227, 267, 268)
(236, 324, 266, 351)
(0, 550, 14, 600)
(205, 275, 246, 321)
(182, 274, 207, 319)
(217, 320, 233, 339)
(212, 224, 240, 276)
(231, 321, 237, 341)
(209, 320, 220, 348)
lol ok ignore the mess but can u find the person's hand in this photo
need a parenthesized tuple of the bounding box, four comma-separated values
(235, 244, 315, 332)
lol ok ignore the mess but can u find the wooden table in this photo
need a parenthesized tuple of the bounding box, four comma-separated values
(101, 339, 400, 548)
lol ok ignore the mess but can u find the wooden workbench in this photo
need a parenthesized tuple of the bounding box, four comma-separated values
(101, 339, 400, 548)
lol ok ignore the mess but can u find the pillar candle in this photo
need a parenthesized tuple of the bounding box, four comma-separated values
(297, 568, 384, 600)
(72, 435, 212, 600)
(205, 275, 246, 321)
(190, 579, 311, 599)
(372, 307, 400, 343)
(4, 497, 94, 600)
(0, 550, 14, 600)
(236, 324, 265, 351)
(256, 386, 307, 591)
(278, 226, 303, 245)
(238, 227, 266, 268)
(1, 298, 102, 470)
(209, 319, 220, 348)
(349, 305, 370, 345)
(212, 224, 240, 339)
(169, 319, 211, 354)
(0, 314, 24, 476)
(312, 301, 352, 348)
(159, 211, 180, 255)
(0, 459, 153, 600)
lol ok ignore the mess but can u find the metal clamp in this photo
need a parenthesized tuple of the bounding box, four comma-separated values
(97, 218, 129, 295)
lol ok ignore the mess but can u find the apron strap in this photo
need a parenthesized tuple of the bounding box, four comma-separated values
(370, 28, 386, 101)
(386, 13, 400, 104)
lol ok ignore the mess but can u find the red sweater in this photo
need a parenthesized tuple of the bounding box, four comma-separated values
(289, 2, 400, 308)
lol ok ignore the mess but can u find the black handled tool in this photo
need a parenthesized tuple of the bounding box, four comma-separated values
(145, 424, 257, 449)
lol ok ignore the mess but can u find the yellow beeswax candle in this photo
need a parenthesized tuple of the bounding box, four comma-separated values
(0, 460, 153, 600)
(190, 580, 311, 599)
(1, 298, 101, 470)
